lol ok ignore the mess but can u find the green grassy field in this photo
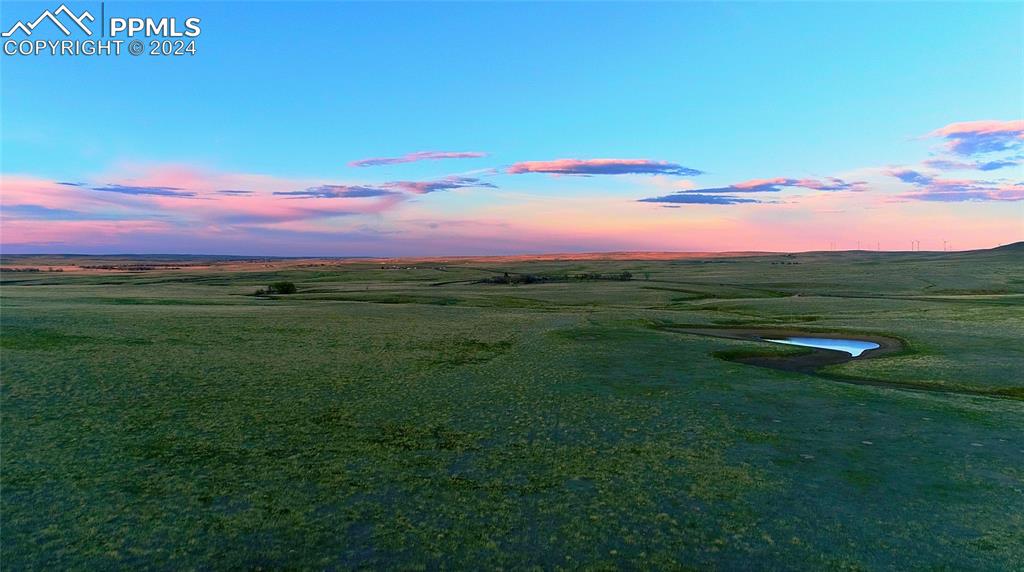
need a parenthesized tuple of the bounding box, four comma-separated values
(3, 246, 1023, 569)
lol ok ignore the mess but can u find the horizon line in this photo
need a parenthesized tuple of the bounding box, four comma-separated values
(2, 242, 1019, 261)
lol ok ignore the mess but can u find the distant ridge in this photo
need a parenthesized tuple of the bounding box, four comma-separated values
(2, 242, 1020, 267)
(988, 241, 1024, 252)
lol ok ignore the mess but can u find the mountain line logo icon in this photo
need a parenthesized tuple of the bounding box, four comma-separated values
(2, 4, 94, 37)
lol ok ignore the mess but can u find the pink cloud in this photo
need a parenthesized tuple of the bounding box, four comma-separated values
(1, 167, 412, 247)
(886, 167, 1023, 202)
(897, 183, 1024, 203)
(1, 219, 175, 246)
(928, 119, 1024, 155)
(1, 175, 120, 210)
(931, 120, 1024, 137)
(732, 177, 791, 189)
(3, 161, 509, 251)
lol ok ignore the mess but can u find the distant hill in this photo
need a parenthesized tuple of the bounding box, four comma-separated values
(988, 241, 1024, 253)
(2, 243, 1020, 272)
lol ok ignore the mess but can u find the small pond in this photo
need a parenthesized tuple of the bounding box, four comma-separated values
(762, 337, 880, 357)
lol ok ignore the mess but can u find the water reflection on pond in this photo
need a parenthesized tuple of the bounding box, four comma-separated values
(762, 337, 880, 357)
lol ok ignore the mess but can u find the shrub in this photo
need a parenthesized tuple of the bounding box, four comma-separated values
(269, 281, 297, 294)
(254, 281, 298, 296)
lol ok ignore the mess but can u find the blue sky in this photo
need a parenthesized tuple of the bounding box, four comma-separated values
(2, 2, 1022, 254)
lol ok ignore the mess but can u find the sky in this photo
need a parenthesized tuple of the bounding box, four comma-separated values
(2, 1, 1022, 255)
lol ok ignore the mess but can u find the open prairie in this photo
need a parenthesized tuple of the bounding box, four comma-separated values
(2, 245, 1023, 569)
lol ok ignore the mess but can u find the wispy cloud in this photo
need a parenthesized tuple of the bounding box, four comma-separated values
(902, 188, 1024, 202)
(889, 169, 935, 185)
(0, 170, 410, 246)
(702, 177, 864, 194)
(638, 193, 762, 205)
(349, 151, 487, 167)
(3, 204, 105, 220)
(922, 158, 1020, 171)
(91, 184, 197, 197)
(384, 176, 496, 194)
(887, 168, 1023, 202)
(274, 185, 400, 199)
(636, 176, 862, 206)
(928, 120, 1024, 156)
(976, 159, 1021, 171)
(508, 158, 702, 176)
(274, 177, 495, 198)
(0, 165, 506, 252)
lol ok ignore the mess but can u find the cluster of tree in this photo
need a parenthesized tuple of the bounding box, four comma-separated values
(478, 271, 633, 285)
(577, 271, 633, 281)
(253, 281, 298, 296)
(478, 273, 556, 285)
